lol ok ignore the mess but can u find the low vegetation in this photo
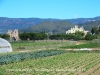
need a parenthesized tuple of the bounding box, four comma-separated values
(0, 50, 65, 65)
(61, 43, 100, 49)
(10, 40, 75, 51)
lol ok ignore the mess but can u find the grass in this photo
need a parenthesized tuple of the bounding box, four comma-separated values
(0, 40, 100, 75)
(10, 40, 76, 52)
(0, 40, 75, 56)
(61, 43, 100, 49)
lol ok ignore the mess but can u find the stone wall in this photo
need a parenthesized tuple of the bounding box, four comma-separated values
(7, 29, 19, 41)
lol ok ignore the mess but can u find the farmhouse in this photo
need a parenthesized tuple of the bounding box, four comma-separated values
(7, 29, 19, 41)
(66, 25, 89, 35)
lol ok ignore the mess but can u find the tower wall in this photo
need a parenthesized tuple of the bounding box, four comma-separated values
(7, 29, 19, 41)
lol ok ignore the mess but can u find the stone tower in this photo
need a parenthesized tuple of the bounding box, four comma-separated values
(7, 29, 19, 41)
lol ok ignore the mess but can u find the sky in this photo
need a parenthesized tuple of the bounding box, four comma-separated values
(0, 0, 100, 19)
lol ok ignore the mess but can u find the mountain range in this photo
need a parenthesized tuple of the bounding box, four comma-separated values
(0, 17, 59, 33)
(0, 16, 100, 34)
(67, 16, 100, 24)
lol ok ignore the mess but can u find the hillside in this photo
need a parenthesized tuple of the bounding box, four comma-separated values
(79, 20, 100, 30)
(20, 20, 74, 34)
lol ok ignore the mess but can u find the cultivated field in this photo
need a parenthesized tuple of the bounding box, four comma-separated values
(0, 40, 100, 75)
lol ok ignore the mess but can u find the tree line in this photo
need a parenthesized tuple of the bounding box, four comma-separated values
(0, 26, 100, 41)
(19, 26, 100, 41)
(19, 32, 47, 40)
(0, 34, 10, 40)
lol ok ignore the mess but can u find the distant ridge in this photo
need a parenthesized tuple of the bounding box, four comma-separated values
(79, 20, 100, 30)
(0, 16, 100, 33)
(0, 17, 60, 33)
(67, 16, 100, 24)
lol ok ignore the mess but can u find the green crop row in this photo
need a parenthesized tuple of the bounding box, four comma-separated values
(65, 50, 100, 53)
(0, 50, 66, 65)
(1, 53, 100, 75)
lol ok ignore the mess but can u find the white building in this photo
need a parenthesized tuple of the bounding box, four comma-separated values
(66, 25, 89, 35)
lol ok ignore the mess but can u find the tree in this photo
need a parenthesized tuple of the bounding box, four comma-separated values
(19, 32, 47, 40)
(99, 26, 100, 33)
(0, 34, 2, 38)
(19, 32, 31, 40)
(85, 34, 96, 40)
(91, 27, 99, 35)
(1, 34, 10, 40)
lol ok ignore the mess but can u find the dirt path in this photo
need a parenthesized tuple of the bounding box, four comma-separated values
(18, 50, 32, 52)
